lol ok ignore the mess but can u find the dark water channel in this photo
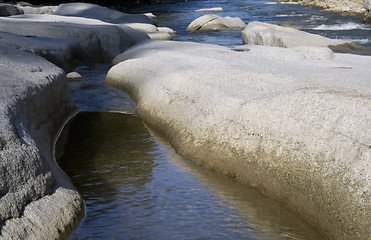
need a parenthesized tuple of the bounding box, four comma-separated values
(58, 0, 371, 239)
(59, 112, 324, 239)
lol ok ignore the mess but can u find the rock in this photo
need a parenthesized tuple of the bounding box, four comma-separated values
(242, 21, 371, 54)
(296, 0, 366, 14)
(122, 23, 174, 40)
(157, 26, 176, 35)
(232, 45, 334, 61)
(106, 39, 371, 240)
(363, 11, 371, 23)
(195, 7, 223, 12)
(0, 31, 92, 72)
(364, 0, 371, 10)
(0, 14, 149, 63)
(53, 2, 157, 26)
(66, 72, 85, 82)
(0, 3, 23, 16)
(144, 12, 156, 19)
(186, 14, 246, 31)
(0, 46, 84, 239)
(18, 5, 58, 14)
(147, 31, 172, 40)
(124, 22, 158, 33)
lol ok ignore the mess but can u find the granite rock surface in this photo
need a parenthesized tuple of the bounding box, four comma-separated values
(106, 39, 371, 240)
(0, 46, 84, 239)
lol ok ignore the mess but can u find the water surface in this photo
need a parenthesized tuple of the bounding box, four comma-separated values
(59, 112, 324, 239)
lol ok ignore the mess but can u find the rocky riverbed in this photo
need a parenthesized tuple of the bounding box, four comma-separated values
(0, 1, 370, 240)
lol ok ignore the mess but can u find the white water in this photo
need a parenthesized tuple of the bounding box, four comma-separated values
(313, 22, 370, 30)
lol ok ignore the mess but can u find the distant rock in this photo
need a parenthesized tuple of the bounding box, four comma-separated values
(294, 0, 366, 14)
(66, 72, 85, 82)
(195, 7, 223, 12)
(187, 14, 246, 31)
(106, 39, 371, 240)
(147, 31, 172, 40)
(0, 3, 23, 16)
(242, 21, 370, 54)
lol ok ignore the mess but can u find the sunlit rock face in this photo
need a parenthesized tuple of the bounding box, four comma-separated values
(106, 39, 371, 240)
(187, 14, 246, 31)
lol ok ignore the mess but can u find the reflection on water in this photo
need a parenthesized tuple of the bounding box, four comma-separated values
(59, 112, 324, 240)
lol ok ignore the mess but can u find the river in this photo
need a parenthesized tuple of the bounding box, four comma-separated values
(59, 0, 370, 239)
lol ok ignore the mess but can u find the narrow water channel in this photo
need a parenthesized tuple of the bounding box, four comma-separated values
(58, 112, 324, 239)
(56, 0, 367, 238)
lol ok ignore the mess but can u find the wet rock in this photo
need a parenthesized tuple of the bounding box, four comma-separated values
(0, 46, 83, 239)
(0, 14, 149, 63)
(147, 31, 172, 40)
(186, 14, 246, 31)
(0, 31, 91, 72)
(106, 39, 371, 240)
(364, 0, 371, 10)
(242, 21, 371, 54)
(119, 22, 174, 40)
(0, 3, 23, 16)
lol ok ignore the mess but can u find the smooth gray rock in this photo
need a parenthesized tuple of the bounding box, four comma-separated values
(0, 3, 23, 16)
(0, 14, 149, 63)
(242, 21, 371, 54)
(0, 46, 84, 239)
(106, 39, 371, 240)
(53, 2, 157, 26)
(187, 14, 246, 31)
(0, 31, 91, 72)
(18, 5, 58, 14)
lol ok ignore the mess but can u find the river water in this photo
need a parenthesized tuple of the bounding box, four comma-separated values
(131, 0, 371, 48)
(59, 0, 370, 239)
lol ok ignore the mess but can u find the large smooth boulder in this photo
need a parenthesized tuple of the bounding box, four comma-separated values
(0, 31, 91, 72)
(242, 21, 371, 54)
(53, 2, 157, 25)
(106, 40, 371, 240)
(0, 46, 83, 239)
(187, 14, 246, 31)
(0, 3, 23, 16)
(0, 14, 149, 63)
